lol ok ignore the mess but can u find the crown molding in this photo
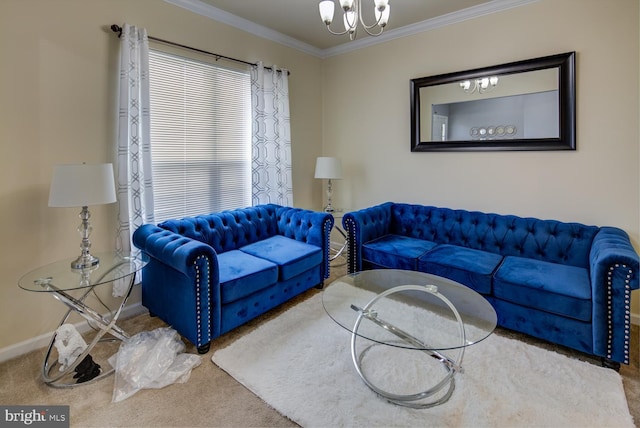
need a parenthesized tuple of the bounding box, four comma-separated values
(165, 0, 539, 59)
(164, 0, 325, 58)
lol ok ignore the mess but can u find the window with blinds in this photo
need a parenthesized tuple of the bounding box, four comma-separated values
(148, 49, 252, 223)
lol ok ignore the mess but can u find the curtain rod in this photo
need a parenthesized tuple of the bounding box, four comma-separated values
(110, 25, 289, 75)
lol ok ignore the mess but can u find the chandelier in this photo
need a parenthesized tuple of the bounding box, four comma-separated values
(459, 76, 499, 94)
(319, 0, 390, 40)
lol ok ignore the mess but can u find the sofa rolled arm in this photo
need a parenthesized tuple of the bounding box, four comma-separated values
(276, 207, 334, 279)
(133, 224, 219, 279)
(589, 226, 639, 364)
(132, 224, 221, 348)
(343, 202, 394, 273)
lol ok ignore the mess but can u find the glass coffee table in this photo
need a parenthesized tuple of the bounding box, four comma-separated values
(18, 252, 148, 388)
(322, 269, 497, 408)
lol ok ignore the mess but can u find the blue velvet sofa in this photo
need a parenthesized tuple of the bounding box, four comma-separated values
(132, 204, 334, 354)
(343, 202, 639, 367)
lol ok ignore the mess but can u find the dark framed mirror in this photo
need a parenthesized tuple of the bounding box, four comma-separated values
(410, 52, 576, 152)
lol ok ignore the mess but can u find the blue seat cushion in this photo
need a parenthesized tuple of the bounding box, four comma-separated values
(218, 250, 278, 305)
(417, 244, 503, 294)
(362, 234, 437, 270)
(240, 235, 322, 281)
(493, 256, 592, 322)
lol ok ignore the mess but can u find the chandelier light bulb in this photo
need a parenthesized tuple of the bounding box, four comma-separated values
(319, 0, 335, 25)
(374, 0, 389, 11)
(344, 10, 357, 32)
(340, 0, 354, 10)
(375, 4, 390, 27)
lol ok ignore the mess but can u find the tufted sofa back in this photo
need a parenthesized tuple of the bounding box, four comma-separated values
(389, 203, 599, 268)
(159, 205, 280, 254)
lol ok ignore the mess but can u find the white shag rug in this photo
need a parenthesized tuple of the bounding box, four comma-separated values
(212, 293, 634, 427)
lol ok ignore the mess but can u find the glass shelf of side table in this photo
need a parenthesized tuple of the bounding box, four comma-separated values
(18, 252, 148, 388)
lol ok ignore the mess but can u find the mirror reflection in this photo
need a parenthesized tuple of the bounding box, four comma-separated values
(423, 68, 559, 142)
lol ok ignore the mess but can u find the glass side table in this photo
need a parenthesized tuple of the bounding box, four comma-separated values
(18, 252, 148, 388)
(328, 210, 348, 265)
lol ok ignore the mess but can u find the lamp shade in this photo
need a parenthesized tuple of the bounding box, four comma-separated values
(48, 163, 117, 207)
(314, 157, 343, 180)
(319, 0, 335, 24)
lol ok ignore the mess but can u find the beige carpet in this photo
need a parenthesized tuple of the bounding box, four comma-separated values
(1, 262, 638, 427)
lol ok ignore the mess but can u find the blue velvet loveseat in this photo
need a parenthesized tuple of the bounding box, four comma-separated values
(132, 204, 334, 353)
(343, 202, 639, 367)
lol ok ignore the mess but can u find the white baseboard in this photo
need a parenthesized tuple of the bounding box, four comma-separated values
(0, 303, 148, 364)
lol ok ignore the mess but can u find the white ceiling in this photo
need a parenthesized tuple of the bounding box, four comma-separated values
(165, 0, 537, 57)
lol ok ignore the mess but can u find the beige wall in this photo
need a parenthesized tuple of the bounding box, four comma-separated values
(0, 0, 323, 352)
(321, 1, 639, 318)
(1, 0, 638, 355)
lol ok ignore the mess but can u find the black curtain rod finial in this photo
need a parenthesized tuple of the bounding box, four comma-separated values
(110, 24, 123, 37)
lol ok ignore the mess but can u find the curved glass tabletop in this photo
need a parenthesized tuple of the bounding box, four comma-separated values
(19, 252, 148, 292)
(322, 269, 497, 351)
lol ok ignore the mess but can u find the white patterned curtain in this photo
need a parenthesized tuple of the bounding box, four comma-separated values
(251, 62, 293, 205)
(114, 24, 154, 294)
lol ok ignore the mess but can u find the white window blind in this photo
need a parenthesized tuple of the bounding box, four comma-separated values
(148, 49, 252, 223)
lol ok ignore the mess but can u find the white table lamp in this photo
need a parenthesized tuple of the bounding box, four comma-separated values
(315, 157, 343, 212)
(49, 163, 117, 270)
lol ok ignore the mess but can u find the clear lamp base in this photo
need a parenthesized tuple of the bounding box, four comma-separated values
(70, 254, 100, 270)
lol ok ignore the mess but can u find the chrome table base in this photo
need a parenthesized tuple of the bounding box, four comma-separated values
(349, 284, 465, 408)
(37, 271, 136, 388)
